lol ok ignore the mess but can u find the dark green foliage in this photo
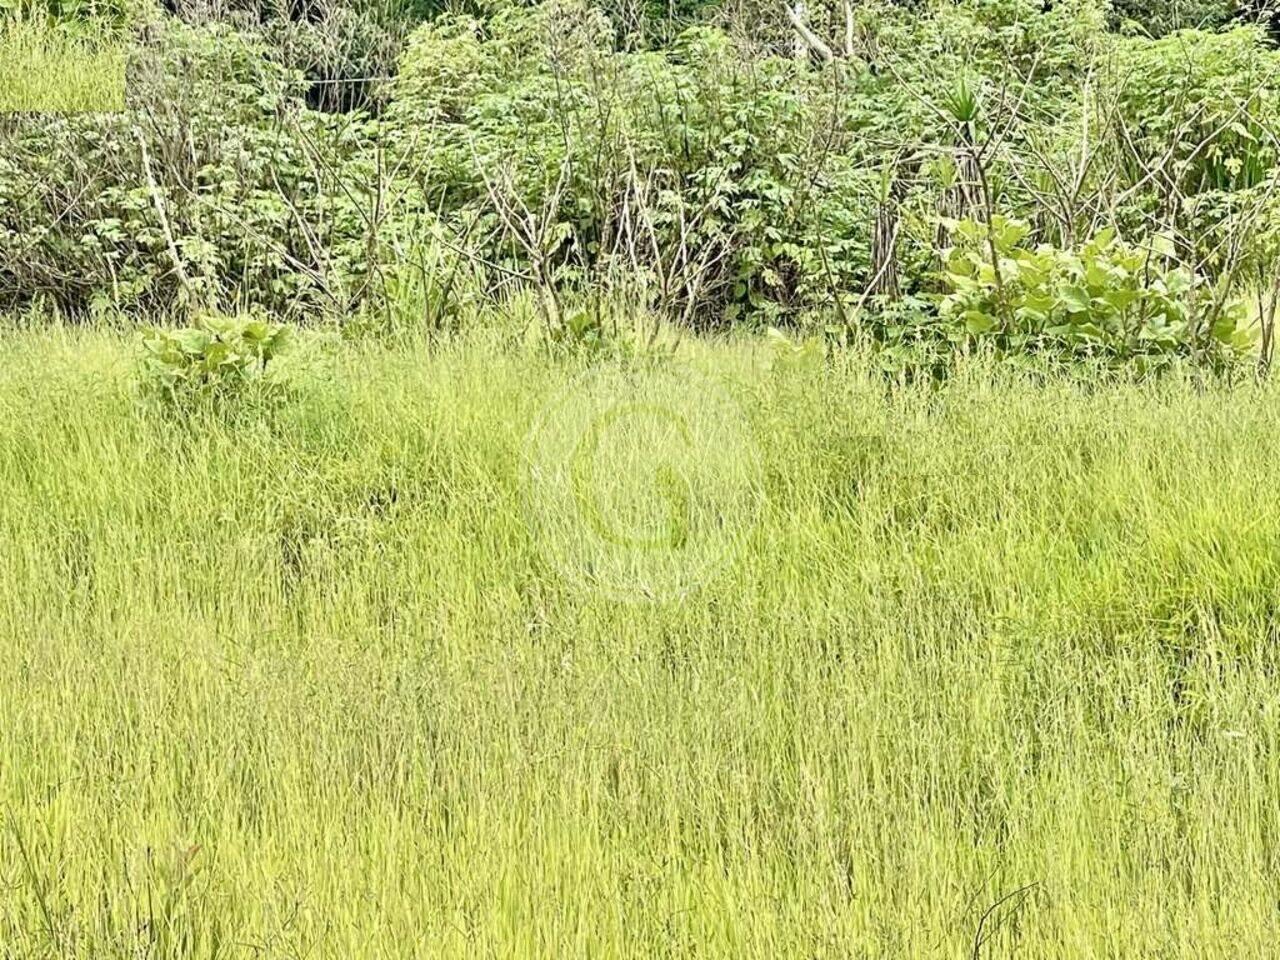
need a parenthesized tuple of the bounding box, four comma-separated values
(1112, 27, 1280, 196)
(162, 0, 451, 111)
(1111, 0, 1236, 37)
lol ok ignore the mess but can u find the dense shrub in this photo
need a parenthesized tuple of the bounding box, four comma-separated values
(390, 2, 887, 325)
(1112, 27, 1280, 197)
(136, 310, 340, 416)
(161, 0, 448, 111)
(939, 217, 1252, 367)
(0, 19, 386, 317)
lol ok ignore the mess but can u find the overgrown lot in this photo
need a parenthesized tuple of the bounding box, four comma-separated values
(6, 0, 1280, 954)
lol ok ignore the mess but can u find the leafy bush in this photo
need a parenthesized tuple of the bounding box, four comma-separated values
(385, 0, 1129, 327)
(939, 216, 1253, 366)
(1, 0, 1274, 376)
(138, 313, 292, 405)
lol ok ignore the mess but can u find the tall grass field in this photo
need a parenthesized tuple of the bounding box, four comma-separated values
(3, 323, 1280, 956)
(0, 16, 125, 113)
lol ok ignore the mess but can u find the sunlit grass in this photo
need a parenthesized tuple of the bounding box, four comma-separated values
(0, 17, 126, 113)
(2, 319, 1280, 955)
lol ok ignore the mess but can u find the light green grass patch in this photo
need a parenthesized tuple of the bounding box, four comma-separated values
(0, 16, 125, 113)
(3, 323, 1280, 955)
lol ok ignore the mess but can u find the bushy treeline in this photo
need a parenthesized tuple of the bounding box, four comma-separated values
(3, 0, 1280, 370)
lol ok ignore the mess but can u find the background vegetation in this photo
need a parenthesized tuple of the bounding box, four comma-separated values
(4, 0, 1280, 375)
